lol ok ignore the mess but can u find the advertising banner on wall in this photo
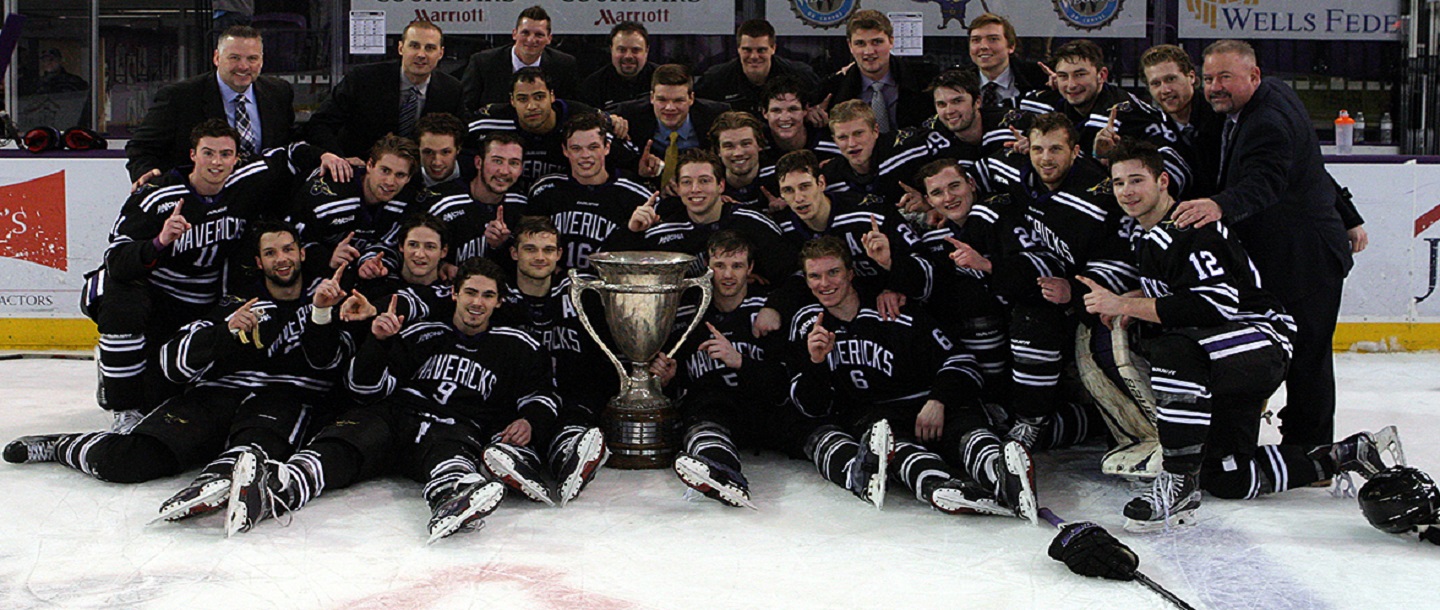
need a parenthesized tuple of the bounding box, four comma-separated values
(767, 0, 1147, 38)
(1178, 0, 1402, 41)
(348, 0, 736, 36)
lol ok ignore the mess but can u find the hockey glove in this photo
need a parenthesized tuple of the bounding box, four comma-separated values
(1048, 521, 1139, 581)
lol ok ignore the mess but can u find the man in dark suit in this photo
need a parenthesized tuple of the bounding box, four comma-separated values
(1174, 40, 1354, 449)
(460, 5, 578, 112)
(817, 10, 938, 137)
(125, 26, 295, 182)
(966, 13, 1049, 108)
(577, 21, 656, 113)
(695, 19, 820, 118)
(307, 20, 466, 160)
(615, 64, 729, 188)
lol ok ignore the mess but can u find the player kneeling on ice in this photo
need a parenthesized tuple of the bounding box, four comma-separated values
(221, 258, 562, 543)
(1088, 141, 1402, 532)
(787, 236, 1036, 521)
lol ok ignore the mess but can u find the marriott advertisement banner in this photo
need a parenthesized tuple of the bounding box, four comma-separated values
(348, 0, 736, 35)
(1179, 0, 1402, 41)
(767, 0, 1146, 38)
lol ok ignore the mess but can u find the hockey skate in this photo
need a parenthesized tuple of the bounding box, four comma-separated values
(154, 472, 231, 523)
(673, 453, 755, 509)
(1123, 470, 1201, 533)
(111, 409, 145, 434)
(555, 427, 607, 507)
(922, 477, 1014, 517)
(427, 477, 506, 544)
(3, 434, 67, 464)
(226, 446, 292, 537)
(484, 442, 555, 506)
(997, 440, 1039, 524)
(1006, 416, 1045, 450)
(1311, 426, 1406, 498)
(845, 420, 894, 511)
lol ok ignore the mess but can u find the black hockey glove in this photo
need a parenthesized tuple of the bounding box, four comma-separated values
(1048, 521, 1139, 581)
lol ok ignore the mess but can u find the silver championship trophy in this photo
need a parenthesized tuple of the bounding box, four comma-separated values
(570, 252, 713, 469)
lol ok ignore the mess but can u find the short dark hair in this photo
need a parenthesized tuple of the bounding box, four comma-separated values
(1140, 44, 1196, 76)
(847, 10, 893, 39)
(799, 236, 852, 270)
(1028, 112, 1078, 148)
(562, 111, 610, 143)
(399, 213, 450, 249)
(709, 111, 767, 150)
(736, 19, 776, 44)
(517, 5, 551, 29)
(514, 215, 560, 245)
(610, 21, 649, 46)
(482, 131, 526, 156)
(926, 69, 982, 99)
(1109, 139, 1166, 180)
(368, 134, 421, 171)
(416, 113, 466, 144)
(651, 64, 693, 92)
(914, 159, 969, 186)
(775, 149, 821, 180)
(967, 13, 1016, 48)
(249, 219, 300, 258)
(762, 74, 807, 106)
(675, 148, 725, 183)
(707, 229, 754, 263)
(454, 257, 509, 293)
(217, 25, 263, 49)
(189, 118, 241, 150)
(512, 66, 553, 93)
(401, 20, 444, 46)
(1051, 39, 1106, 70)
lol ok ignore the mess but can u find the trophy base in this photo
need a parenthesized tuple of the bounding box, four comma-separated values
(602, 396, 681, 470)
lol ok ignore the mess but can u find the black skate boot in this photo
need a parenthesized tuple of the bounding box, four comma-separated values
(845, 420, 894, 510)
(427, 475, 506, 544)
(994, 440, 1038, 524)
(921, 477, 1014, 517)
(673, 452, 755, 509)
(3, 434, 69, 464)
(1006, 415, 1045, 450)
(483, 442, 555, 506)
(155, 472, 231, 523)
(554, 427, 607, 507)
(1123, 470, 1201, 533)
(1310, 426, 1405, 497)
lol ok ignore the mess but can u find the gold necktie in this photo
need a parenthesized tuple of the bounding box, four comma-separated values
(660, 131, 680, 188)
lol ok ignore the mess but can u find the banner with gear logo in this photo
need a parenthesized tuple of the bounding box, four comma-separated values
(768, 0, 1145, 37)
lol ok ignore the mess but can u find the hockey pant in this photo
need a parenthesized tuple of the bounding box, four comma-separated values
(95, 279, 209, 413)
(942, 314, 1011, 407)
(1145, 324, 1329, 498)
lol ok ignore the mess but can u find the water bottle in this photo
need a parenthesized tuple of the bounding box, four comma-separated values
(1335, 110, 1355, 155)
(1380, 112, 1393, 144)
(1355, 111, 1366, 143)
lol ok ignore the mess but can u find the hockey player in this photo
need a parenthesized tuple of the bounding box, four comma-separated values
(341, 214, 458, 326)
(6, 221, 354, 525)
(1086, 141, 1395, 531)
(981, 112, 1137, 450)
(615, 148, 794, 283)
(422, 132, 528, 267)
(87, 119, 338, 428)
(224, 258, 562, 542)
(484, 217, 611, 507)
(648, 231, 793, 508)
(525, 112, 654, 273)
(291, 134, 420, 282)
(789, 236, 1036, 521)
(822, 100, 943, 209)
(895, 70, 1019, 206)
(759, 76, 840, 171)
(1015, 40, 1192, 196)
(398, 113, 469, 208)
(709, 111, 773, 213)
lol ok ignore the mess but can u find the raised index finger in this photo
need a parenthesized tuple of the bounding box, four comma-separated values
(331, 263, 346, 283)
(870, 214, 880, 234)
(496, 205, 506, 224)
(1075, 275, 1101, 290)
(812, 312, 824, 331)
(170, 201, 184, 217)
(339, 231, 355, 246)
(1106, 105, 1119, 131)
(705, 321, 724, 340)
(387, 294, 398, 314)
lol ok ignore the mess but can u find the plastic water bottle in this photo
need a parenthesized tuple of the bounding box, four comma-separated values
(1335, 110, 1355, 154)
(1380, 112, 1393, 144)
(1355, 112, 1366, 143)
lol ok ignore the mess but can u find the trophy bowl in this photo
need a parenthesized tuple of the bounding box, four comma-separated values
(570, 251, 713, 469)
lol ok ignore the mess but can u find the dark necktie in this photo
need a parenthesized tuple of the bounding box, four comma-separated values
(233, 94, 257, 156)
(869, 81, 891, 133)
(981, 82, 1001, 108)
(1218, 119, 1237, 184)
(399, 86, 421, 138)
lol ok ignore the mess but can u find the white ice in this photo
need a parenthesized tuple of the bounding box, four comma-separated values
(2, 353, 1437, 609)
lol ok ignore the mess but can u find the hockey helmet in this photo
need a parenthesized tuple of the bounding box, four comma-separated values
(1358, 466, 1440, 534)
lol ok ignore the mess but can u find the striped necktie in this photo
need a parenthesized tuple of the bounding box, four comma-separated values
(869, 81, 891, 133)
(399, 86, 421, 138)
(233, 94, 257, 155)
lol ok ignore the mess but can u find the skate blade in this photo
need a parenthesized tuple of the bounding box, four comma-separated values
(484, 451, 555, 507)
(427, 483, 505, 545)
(1124, 508, 1197, 534)
(870, 421, 893, 512)
(1374, 425, 1405, 467)
(225, 454, 259, 538)
(673, 457, 756, 510)
(1004, 442, 1039, 526)
(559, 431, 606, 508)
(930, 490, 1012, 517)
(151, 480, 231, 524)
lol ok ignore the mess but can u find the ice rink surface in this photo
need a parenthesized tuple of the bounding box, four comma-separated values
(2, 352, 1437, 610)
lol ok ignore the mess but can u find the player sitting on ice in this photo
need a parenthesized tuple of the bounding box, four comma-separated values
(1085, 141, 1401, 532)
(788, 236, 1037, 521)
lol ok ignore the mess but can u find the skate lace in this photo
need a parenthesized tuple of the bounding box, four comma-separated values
(1143, 472, 1181, 530)
(27, 441, 55, 462)
(266, 460, 296, 528)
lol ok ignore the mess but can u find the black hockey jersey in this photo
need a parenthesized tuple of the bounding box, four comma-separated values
(525, 170, 654, 272)
(497, 276, 620, 411)
(423, 189, 529, 265)
(668, 288, 789, 408)
(290, 167, 418, 281)
(466, 99, 600, 190)
(608, 199, 795, 283)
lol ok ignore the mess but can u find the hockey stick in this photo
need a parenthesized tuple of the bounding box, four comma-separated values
(1039, 507, 1197, 610)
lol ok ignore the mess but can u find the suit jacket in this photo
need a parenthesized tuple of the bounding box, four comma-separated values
(305, 61, 466, 159)
(615, 97, 731, 156)
(695, 55, 820, 117)
(821, 55, 939, 135)
(125, 72, 295, 180)
(577, 63, 657, 112)
(461, 46, 578, 112)
(1008, 57, 1050, 100)
(1211, 77, 1352, 300)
